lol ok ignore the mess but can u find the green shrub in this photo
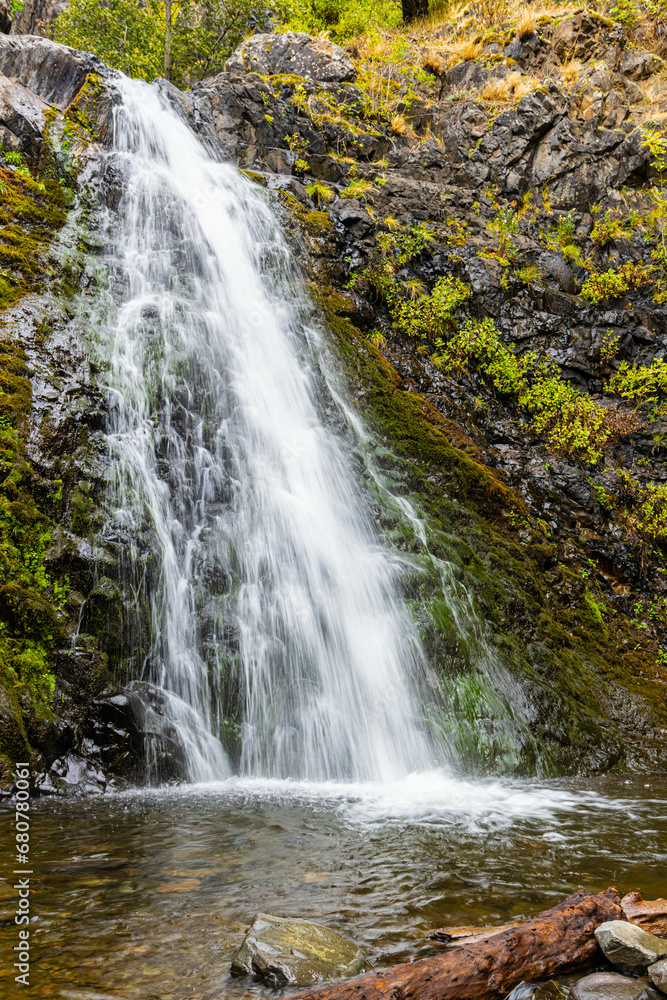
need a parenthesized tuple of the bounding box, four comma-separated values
(435, 317, 613, 463)
(590, 210, 626, 248)
(580, 261, 653, 303)
(608, 359, 667, 421)
(393, 276, 470, 339)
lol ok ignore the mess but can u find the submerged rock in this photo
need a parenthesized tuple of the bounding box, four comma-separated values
(595, 922, 667, 974)
(506, 980, 570, 999)
(649, 960, 667, 995)
(572, 972, 658, 1000)
(230, 912, 365, 986)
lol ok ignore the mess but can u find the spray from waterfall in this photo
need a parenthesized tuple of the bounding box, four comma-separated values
(101, 76, 442, 783)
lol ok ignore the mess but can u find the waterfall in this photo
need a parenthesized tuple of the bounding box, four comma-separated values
(101, 75, 441, 783)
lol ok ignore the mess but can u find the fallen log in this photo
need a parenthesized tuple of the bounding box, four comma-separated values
(425, 920, 523, 945)
(622, 891, 667, 937)
(424, 892, 667, 949)
(286, 888, 623, 1000)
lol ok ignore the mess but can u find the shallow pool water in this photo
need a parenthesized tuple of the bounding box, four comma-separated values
(2, 771, 666, 999)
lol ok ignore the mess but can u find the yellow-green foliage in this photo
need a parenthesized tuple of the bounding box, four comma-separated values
(393, 276, 471, 339)
(601, 470, 667, 545)
(580, 261, 653, 304)
(0, 341, 63, 715)
(590, 210, 626, 248)
(362, 224, 470, 340)
(608, 359, 667, 420)
(305, 179, 334, 206)
(0, 159, 69, 311)
(435, 317, 613, 463)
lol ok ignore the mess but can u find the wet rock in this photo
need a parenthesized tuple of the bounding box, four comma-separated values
(649, 960, 667, 994)
(540, 253, 576, 293)
(0, 34, 105, 109)
(595, 922, 667, 974)
(506, 980, 570, 999)
(330, 198, 375, 239)
(620, 49, 663, 81)
(37, 751, 108, 794)
(572, 972, 656, 1000)
(231, 913, 365, 987)
(225, 31, 356, 84)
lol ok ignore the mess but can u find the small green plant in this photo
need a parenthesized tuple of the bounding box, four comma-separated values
(2, 151, 24, 167)
(516, 263, 542, 286)
(340, 177, 376, 200)
(556, 211, 577, 247)
(285, 133, 309, 154)
(591, 210, 625, 248)
(486, 205, 519, 262)
(305, 180, 334, 206)
(600, 329, 621, 362)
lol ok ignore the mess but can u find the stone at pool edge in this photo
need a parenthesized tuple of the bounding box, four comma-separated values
(571, 971, 661, 1000)
(649, 959, 667, 994)
(230, 913, 366, 987)
(595, 922, 667, 974)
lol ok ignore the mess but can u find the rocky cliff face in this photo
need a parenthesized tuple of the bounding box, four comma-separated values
(186, 21, 667, 773)
(0, 16, 666, 788)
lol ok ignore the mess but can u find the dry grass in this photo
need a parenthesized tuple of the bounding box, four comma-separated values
(391, 113, 416, 136)
(559, 58, 584, 88)
(421, 47, 447, 74)
(481, 71, 538, 102)
(516, 9, 537, 39)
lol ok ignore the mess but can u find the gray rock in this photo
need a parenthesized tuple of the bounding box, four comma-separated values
(649, 959, 667, 995)
(572, 972, 653, 1000)
(620, 49, 663, 81)
(540, 252, 576, 293)
(330, 198, 375, 239)
(225, 31, 356, 84)
(0, 34, 105, 109)
(595, 922, 667, 974)
(230, 913, 365, 987)
(0, 74, 47, 157)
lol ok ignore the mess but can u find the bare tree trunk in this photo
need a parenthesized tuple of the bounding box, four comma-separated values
(164, 0, 172, 82)
(286, 889, 624, 1000)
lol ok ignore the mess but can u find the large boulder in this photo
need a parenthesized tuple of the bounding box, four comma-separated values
(595, 922, 667, 974)
(225, 31, 356, 84)
(230, 913, 365, 987)
(0, 34, 104, 109)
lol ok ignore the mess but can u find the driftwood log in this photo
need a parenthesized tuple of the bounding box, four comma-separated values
(425, 892, 667, 947)
(622, 891, 667, 937)
(287, 888, 624, 1000)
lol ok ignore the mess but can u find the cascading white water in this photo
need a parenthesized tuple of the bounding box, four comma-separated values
(102, 75, 442, 783)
